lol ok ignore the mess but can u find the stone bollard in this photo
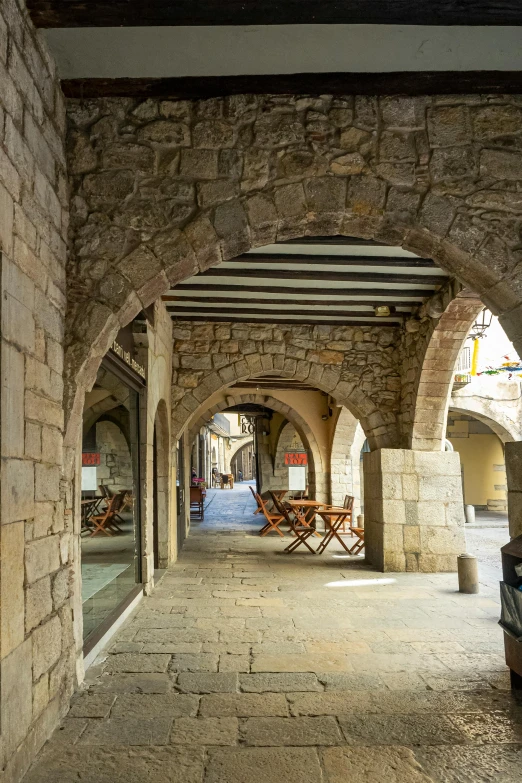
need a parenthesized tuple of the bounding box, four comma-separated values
(464, 504, 475, 525)
(357, 514, 364, 528)
(457, 553, 479, 594)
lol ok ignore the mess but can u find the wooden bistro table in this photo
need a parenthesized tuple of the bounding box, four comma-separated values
(285, 499, 324, 538)
(315, 507, 365, 555)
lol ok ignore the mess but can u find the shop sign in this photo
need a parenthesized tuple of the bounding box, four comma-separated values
(111, 340, 146, 379)
(285, 452, 308, 466)
(82, 452, 100, 466)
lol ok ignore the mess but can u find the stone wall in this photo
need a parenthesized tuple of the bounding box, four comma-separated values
(96, 420, 133, 493)
(64, 91, 522, 454)
(172, 320, 402, 449)
(402, 285, 483, 450)
(364, 449, 466, 572)
(451, 376, 522, 443)
(0, 2, 71, 780)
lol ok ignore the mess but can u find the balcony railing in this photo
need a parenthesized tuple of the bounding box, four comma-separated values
(453, 346, 472, 389)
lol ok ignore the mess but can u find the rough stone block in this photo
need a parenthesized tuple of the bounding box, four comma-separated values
(200, 693, 288, 717)
(1, 639, 33, 761)
(25, 535, 61, 583)
(322, 746, 433, 783)
(23, 746, 205, 783)
(1, 341, 25, 458)
(171, 717, 238, 745)
(32, 614, 62, 680)
(418, 475, 463, 502)
(35, 463, 61, 502)
(1, 457, 34, 523)
(111, 693, 199, 719)
(104, 653, 171, 674)
(204, 747, 323, 783)
(26, 576, 53, 633)
(176, 672, 238, 693)
(418, 526, 465, 557)
(1, 520, 25, 656)
(242, 716, 342, 746)
(238, 673, 322, 692)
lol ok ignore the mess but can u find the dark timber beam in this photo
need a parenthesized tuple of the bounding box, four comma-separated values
(170, 315, 401, 326)
(233, 255, 436, 267)
(163, 296, 421, 307)
(61, 72, 522, 99)
(166, 306, 397, 318)
(198, 268, 444, 284)
(174, 284, 434, 297)
(27, 1, 522, 28)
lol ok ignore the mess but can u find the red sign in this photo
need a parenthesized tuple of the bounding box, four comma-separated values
(82, 452, 100, 466)
(285, 452, 308, 466)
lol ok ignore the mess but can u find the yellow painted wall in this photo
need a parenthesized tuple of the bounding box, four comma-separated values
(448, 433, 506, 506)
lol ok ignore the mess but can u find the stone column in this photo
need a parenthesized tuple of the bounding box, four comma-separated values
(506, 442, 522, 539)
(363, 449, 466, 572)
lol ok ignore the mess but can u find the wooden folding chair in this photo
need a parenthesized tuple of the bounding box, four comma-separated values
(271, 493, 317, 554)
(256, 492, 285, 537)
(190, 486, 204, 519)
(348, 525, 365, 555)
(249, 484, 263, 514)
(341, 495, 354, 534)
(89, 492, 125, 537)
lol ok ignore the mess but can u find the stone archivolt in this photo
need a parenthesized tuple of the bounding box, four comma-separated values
(65, 93, 522, 452)
(171, 320, 401, 449)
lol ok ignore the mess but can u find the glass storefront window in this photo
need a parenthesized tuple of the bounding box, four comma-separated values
(81, 362, 142, 643)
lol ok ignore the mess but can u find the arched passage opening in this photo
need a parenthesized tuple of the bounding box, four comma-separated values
(80, 364, 142, 647)
(229, 436, 255, 481)
(330, 406, 367, 515)
(187, 392, 328, 502)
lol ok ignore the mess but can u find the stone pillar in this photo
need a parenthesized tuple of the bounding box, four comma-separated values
(363, 449, 466, 572)
(506, 442, 522, 539)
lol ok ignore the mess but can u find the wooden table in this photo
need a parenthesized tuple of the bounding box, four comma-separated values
(285, 499, 324, 537)
(315, 508, 365, 555)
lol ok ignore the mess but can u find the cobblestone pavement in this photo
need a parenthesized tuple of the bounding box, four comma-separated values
(25, 483, 522, 782)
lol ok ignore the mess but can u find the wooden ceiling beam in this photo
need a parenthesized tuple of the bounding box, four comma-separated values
(163, 296, 421, 306)
(231, 255, 436, 267)
(174, 284, 434, 297)
(166, 306, 405, 318)
(27, 1, 522, 28)
(198, 268, 444, 284)
(61, 72, 522, 99)
(170, 315, 401, 326)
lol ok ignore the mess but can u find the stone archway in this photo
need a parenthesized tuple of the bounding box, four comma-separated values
(408, 291, 484, 450)
(64, 94, 522, 465)
(228, 438, 254, 480)
(330, 407, 366, 514)
(225, 436, 254, 473)
(272, 421, 308, 493)
(173, 320, 399, 451)
(187, 392, 328, 501)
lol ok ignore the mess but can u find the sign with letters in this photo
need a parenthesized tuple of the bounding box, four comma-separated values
(82, 452, 100, 466)
(285, 452, 308, 466)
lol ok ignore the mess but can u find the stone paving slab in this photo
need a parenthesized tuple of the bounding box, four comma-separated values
(23, 483, 522, 783)
(204, 747, 323, 783)
(23, 747, 205, 783)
